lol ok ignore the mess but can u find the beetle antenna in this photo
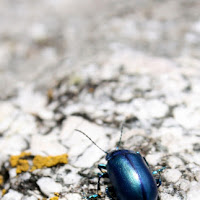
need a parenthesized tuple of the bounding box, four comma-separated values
(116, 122, 124, 150)
(75, 129, 108, 154)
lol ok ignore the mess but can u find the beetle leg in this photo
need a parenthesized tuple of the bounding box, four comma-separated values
(97, 164, 108, 192)
(84, 165, 108, 199)
(152, 167, 166, 188)
(85, 173, 108, 199)
(97, 172, 108, 192)
(155, 178, 162, 188)
(87, 194, 99, 199)
(105, 187, 116, 200)
(98, 164, 107, 173)
(152, 167, 166, 175)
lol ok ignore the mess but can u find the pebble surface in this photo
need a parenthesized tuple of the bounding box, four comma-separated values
(0, 1, 200, 200)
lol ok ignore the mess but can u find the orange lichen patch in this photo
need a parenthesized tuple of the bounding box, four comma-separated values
(10, 152, 31, 167)
(16, 159, 30, 174)
(49, 197, 59, 200)
(31, 154, 68, 171)
(0, 175, 3, 185)
(2, 189, 6, 196)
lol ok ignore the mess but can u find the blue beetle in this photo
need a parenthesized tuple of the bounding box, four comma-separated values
(75, 125, 165, 200)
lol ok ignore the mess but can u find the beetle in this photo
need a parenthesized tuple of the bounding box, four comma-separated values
(75, 125, 165, 200)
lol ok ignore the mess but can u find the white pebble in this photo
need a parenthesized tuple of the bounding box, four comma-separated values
(160, 193, 181, 200)
(2, 190, 23, 200)
(22, 196, 38, 200)
(168, 156, 183, 169)
(187, 181, 200, 200)
(30, 23, 48, 42)
(194, 170, 200, 182)
(65, 193, 82, 200)
(179, 179, 190, 191)
(37, 177, 62, 196)
(163, 169, 182, 183)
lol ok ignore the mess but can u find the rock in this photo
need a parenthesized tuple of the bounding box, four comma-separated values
(60, 116, 110, 168)
(167, 156, 184, 169)
(15, 86, 53, 120)
(179, 179, 190, 191)
(160, 193, 181, 200)
(0, 102, 17, 132)
(37, 177, 62, 196)
(132, 99, 169, 120)
(145, 153, 163, 166)
(163, 169, 182, 183)
(65, 193, 82, 200)
(173, 106, 200, 129)
(29, 23, 49, 43)
(30, 134, 66, 156)
(187, 181, 200, 200)
(22, 196, 38, 200)
(2, 190, 23, 200)
(0, 135, 27, 155)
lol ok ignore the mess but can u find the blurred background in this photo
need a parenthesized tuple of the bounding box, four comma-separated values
(0, 0, 199, 97)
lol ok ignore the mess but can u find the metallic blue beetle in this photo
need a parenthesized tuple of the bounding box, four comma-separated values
(76, 126, 165, 200)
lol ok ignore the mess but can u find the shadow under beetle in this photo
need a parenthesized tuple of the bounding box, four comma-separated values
(75, 124, 165, 200)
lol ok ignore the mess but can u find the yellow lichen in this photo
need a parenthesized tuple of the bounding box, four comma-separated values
(31, 154, 68, 171)
(2, 189, 6, 196)
(49, 197, 59, 200)
(16, 159, 30, 174)
(10, 152, 68, 173)
(54, 192, 59, 197)
(0, 175, 3, 185)
(10, 152, 31, 167)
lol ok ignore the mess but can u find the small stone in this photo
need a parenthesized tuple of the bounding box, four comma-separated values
(65, 193, 82, 200)
(9, 168, 17, 178)
(22, 196, 38, 200)
(132, 99, 168, 120)
(167, 156, 184, 169)
(194, 170, 200, 182)
(30, 134, 66, 156)
(158, 127, 194, 153)
(2, 190, 23, 200)
(187, 181, 200, 200)
(179, 179, 190, 191)
(63, 172, 81, 185)
(37, 177, 62, 196)
(163, 169, 182, 183)
(160, 193, 181, 200)
(15, 86, 53, 120)
(0, 102, 16, 132)
(173, 106, 200, 129)
(145, 153, 162, 166)
(29, 23, 48, 42)
(192, 20, 200, 33)
(0, 135, 27, 156)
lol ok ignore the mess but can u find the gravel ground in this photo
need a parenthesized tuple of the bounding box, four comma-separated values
(0, 0, 200, 200)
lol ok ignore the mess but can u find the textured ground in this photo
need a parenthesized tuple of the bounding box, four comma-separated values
(0, 0, 200, 200)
